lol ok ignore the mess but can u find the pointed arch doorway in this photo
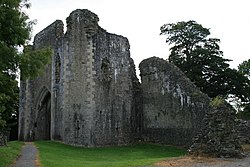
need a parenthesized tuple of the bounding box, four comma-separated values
(34, 87, 51, 140)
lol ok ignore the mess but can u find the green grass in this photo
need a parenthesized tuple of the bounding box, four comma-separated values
(0, 141, 24, 167)
(35, 141, 186, 167)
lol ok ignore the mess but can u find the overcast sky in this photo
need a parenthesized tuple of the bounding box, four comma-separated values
(27, 0, 250, 73)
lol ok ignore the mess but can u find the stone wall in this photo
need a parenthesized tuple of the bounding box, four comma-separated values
(189, 102, 244, 158)
(236, 119, 250, 144)
(19, 20, 64, 141)
(139, 57, 210, 146)
(92, 30, 140, 146)
(0, 132, 7, 146)
(61, 9, 140, 146)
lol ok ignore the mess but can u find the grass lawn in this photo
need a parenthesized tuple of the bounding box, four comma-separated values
(0, 141, 24, 167)
(35, 141, 186, 167)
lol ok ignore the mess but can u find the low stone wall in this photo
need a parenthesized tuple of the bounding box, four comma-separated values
(189, 102, 244, 158)
(236, 119, 250, 144)
(0, 132, 7, 146)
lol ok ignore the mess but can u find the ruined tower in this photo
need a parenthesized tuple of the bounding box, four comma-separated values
(19, 9, 140, 146)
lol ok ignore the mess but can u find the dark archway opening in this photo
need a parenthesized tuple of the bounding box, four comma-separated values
(35, 91, 51, 140)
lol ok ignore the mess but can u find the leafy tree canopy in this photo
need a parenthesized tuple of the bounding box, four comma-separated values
(160, 20, 248, 102)
(238, 59, 250, 78)
(0, 0, 51, 131)
(236, 59, 250, 119)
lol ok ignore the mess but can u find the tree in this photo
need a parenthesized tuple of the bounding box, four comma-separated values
(0, 0, 30, 131)
(0, 0, 51, 134)
(238, 59, 250, 78)
(160, 20, 247, 100)
(236, 59, 250, 119)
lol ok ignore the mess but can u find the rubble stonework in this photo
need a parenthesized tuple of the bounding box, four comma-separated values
(139, 57, 210, 146)
(236, 119, 250, 144)
(0, 132, 7, 146)
(189, 101, 244, 158)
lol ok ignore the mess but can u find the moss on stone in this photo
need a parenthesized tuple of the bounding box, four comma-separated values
(210, 96, 225, 107)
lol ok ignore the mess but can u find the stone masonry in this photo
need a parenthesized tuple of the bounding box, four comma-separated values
(236, 119, 250, 144)
(189, 101, 244, 158)
(139, 57, 211, 146)
(19, 20, 63, 142)
(19, 9, 141, 146)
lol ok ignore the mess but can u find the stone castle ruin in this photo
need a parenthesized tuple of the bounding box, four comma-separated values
(19, 9, 141, 146)
(18, 9, 243, 156)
